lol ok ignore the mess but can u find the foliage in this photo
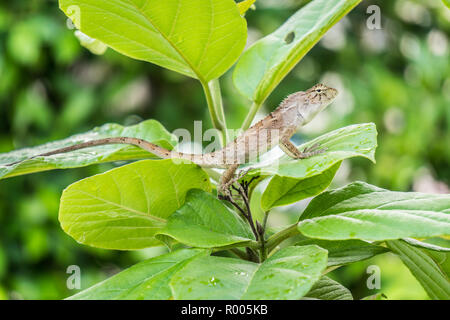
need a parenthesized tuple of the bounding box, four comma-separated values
(387, 239, 450, 300)
(59, 160, 211, 250)
(0, 0, 449, 300)
(0, 120, 176, 179)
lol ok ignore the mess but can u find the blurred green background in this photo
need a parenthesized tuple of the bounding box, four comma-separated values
(0, 0, 448, 299)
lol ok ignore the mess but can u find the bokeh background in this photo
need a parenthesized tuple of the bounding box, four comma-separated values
(0, 0, 448, 299)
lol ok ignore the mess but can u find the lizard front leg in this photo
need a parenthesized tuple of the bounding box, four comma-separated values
(279, 137, 326, 159)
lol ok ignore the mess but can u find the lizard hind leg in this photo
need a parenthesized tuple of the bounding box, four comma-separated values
(218, 164, 240, 196)
(218, 164, 255, 197)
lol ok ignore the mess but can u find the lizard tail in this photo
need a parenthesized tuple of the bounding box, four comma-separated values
(5, 137, 227, 168)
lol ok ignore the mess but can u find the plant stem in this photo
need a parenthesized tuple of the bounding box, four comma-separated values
(258, 211, 270, 261)
(240, 187, 259, 241)
(266, 223, 300, 252)
(260, 246, 267, 261)
(262, 211, 269, 231)
(241, 101, 261, 130)
(230, 248, 248, 260)
(202, 79, 228, 146)
(209, 79, 230, 143)
(259, 233, 267, 262)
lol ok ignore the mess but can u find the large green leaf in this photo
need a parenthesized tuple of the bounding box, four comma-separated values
(59, 0, 247, 82)
(305, 276, 353, 300)
(0, 120, 177, 180)
(251, 123, 377, 178)
(401, 238, 450, 278)
(170, 245, 327, 299)
(68, 249, 208, 299)
(298, 182, 450, 241)
(426, 251, 450, 278)
(157, 189, 256, 249)
(59, 159, 211, 250)
(233, 0, 361, 103)
(261, 162, 340, 211)
(387, 240, 450, 300)
(296, 239, 389, 267)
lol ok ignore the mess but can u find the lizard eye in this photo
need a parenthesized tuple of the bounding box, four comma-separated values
(316, 89, 322, 93)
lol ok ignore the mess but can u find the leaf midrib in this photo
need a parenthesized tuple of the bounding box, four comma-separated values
(74, 189, 166, 223)
(128, 0, 207, 82)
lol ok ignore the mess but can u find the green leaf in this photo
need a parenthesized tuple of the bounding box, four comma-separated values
(443, 0, 450, 9)
(233, 0, 361, 103)
(68, 249, 209, 300)
(59, 0, 247, 82)
(237, 0, 256, 16)
(426, 251, 450, 278)
(296, 239, 389, 267)
(0, 119, 177, 180)
(305, 276, 353, 300)
(251, 123, 377, 178)
(170, 245, 327, 299)
(298, 182, 450, 241)
(157, 189, 256, 249)
(261, 162, 340, 211)
(387, 240, 450, 300)
(59, 159, 211, 250)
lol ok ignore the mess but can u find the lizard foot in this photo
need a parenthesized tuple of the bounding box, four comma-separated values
(236, 168, 252, 181)
(218, 183, 232, 198)
(298, 143, 327, 159)
(218, 167, 253, 198)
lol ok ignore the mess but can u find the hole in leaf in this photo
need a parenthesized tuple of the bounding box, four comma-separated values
(284, 32, 295, 44)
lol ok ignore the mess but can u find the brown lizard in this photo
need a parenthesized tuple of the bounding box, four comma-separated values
(6, 83, 338, 194)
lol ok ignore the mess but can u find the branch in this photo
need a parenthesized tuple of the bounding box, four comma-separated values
(241, 101, 261, 130)
(266, 223, 300, 252)
(202, 79, 229, 146)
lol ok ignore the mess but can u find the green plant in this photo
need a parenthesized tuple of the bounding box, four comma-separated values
(0, 0, 448, 300)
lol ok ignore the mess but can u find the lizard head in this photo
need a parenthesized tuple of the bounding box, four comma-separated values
(299, 83, 338, 124)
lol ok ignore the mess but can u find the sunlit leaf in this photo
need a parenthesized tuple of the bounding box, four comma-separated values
(0, 120, 177, 180)
(387, 240, 450, 300)
(305, 276, 353, 300)
(59, 0, 247, 81)
(296, 239, 389, 267)
(233, 0, 361, 103)
(298, 182, 450, 241)
(59, 159, 211, 250)
(170, 245, 327, 299)
(261, 162, 340, 211)
(68, 249, 209, 299)
(251, 123, 377, 178)
(157, 189, 256, 249)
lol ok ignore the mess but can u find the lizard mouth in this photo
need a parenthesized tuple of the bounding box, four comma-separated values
(325, 87, 338, 101)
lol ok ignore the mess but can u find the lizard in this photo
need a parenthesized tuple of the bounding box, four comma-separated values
(6, 83, 338, 194)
